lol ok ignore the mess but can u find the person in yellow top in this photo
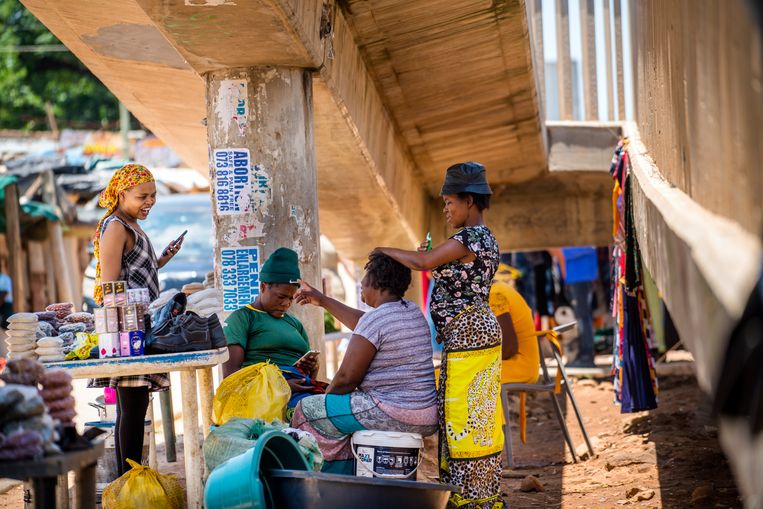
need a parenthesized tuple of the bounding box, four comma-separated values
(489, 264, 540, 385)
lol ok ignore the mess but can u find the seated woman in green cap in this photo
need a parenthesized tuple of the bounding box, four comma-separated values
(221, 247, 324, 408)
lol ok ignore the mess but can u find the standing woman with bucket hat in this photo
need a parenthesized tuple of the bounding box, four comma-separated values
(88, 164, 184, 475)
(377, 162, 503, 509)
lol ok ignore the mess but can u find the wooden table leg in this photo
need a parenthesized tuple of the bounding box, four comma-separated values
(180, 369, 202, 509)
(197, 367, 214, 433)
(147, 397, 158, 469)
(31, 478, 56, 509)
(55, 474, 69, 509)
(160, 390, 178, 463)
(75, 463, 97, 509)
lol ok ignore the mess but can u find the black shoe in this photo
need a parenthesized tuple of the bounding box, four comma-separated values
(148, 311, 211, 353)
(207, 314, 226, 349)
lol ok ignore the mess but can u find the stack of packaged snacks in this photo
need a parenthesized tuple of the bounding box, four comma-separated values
(45, 303, 74, 321)
(34, 312, 59, 334)
(5, 313, 39, 360)
(36, 321, 57, 339)
(62, 312, 95, 333)
(95, 282, 149, 358)
(35, 337, 65, 363)
(39, 369, 76, 425)
(0, 359, 59, 458)
(127, 288, 150, 319)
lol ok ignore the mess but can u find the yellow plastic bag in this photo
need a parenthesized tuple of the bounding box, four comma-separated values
(64, 332, 98, 360)
(102, 459, 185, 509)
(213, 362, 290, 425)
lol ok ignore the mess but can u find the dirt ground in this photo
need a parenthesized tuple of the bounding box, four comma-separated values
(501, 372, 740, 508)
(422, 370, 740, 509)
(0, 367, 742, 508)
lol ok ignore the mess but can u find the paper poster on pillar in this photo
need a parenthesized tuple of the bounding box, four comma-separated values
(220, 246, 260, 311)
(214, 79, 248, 135)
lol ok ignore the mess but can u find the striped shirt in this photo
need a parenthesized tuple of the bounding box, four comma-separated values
(354, 299, 437, 409)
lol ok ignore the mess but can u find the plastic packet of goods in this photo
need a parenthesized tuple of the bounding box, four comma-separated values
(46, 302, 74, 319)
(34, 312, 57, 322)
(35, 347, 64, 356)
(37, 337, 64, 348)
(0, 359, 45, 386)
(36, 321, 57, 338)
(58, 332, 76, 345)
(7, 351, 37, 360)
(0, 386, 46, 425)
(5, 335, 34, 346)
(64, 332, 98, 360)
(58, 323, 87, 334)
(7, 342, 36, 353)
(63, 312, 94, 324)
(2, 414, 57, 446)
(6, 313, 38, 324)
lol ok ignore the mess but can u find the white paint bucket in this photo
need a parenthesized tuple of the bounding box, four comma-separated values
(351, 430, 423, 480)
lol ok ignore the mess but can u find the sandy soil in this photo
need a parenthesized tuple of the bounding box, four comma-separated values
(496, 373, 740, 508)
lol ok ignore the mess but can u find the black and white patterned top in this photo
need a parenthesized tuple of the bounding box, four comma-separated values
(429, 225, 500, 333)
(101, 215, 160, 302)
(88, 215, 168, 391)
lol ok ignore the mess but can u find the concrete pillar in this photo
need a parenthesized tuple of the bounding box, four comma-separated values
(205, 67, 324, 364)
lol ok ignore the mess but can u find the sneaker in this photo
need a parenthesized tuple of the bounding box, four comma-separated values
(207, 314, 226, 349)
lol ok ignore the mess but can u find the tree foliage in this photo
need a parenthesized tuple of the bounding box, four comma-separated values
(0, 0, 119, 130)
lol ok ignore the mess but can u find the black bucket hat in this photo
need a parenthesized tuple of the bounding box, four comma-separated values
(440, 162, 493, 196)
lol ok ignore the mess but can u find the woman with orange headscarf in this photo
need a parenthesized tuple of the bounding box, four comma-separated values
(87, 164, 184, 475)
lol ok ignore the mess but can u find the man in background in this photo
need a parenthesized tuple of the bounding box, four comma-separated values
(558, 246, 599, 368)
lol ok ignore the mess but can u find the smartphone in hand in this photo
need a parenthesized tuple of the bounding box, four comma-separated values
(163, 230, 188, 257)
(293, 350, 320, 367)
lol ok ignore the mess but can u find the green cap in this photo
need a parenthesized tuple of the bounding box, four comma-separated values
(260, 247, 301, 284)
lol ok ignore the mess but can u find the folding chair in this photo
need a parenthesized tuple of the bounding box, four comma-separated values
(500, 321, 595, 468)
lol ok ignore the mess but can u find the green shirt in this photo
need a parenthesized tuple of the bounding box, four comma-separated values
(223, 305, 310, 368)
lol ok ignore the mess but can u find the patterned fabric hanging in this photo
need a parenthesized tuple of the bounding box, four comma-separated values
(609, 139, 659, 413)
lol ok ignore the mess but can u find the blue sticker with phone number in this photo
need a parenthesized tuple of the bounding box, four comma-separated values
(214, 148, 250, 216)
(220, 247, 260, 311)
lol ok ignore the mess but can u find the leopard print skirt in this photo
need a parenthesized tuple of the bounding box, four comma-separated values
(438, 302, 504, 509)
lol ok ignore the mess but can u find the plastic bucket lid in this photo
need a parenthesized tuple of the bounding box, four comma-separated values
(352, 430, 423, 449)
(85, 420, 152, 429)
(204, 430, 310, 509)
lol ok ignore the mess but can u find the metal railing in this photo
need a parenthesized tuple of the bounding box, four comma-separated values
(527, 0, 634, 122)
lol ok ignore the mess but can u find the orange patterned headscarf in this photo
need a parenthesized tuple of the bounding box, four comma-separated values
(93, 164, 155, 305)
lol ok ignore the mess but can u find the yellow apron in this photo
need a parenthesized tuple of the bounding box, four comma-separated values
(444, 344, 504, 460)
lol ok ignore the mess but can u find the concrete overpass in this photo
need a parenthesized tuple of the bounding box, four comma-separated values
(20, 0, 616, 260)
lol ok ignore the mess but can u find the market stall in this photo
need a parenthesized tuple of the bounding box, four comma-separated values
(47, 348, 227, 509)
(2, 276, 228, 509)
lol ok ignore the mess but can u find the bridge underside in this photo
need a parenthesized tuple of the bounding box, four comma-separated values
(21, 0, 616, 258)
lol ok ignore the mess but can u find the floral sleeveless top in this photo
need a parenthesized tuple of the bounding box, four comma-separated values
(429, 225, 500, 333)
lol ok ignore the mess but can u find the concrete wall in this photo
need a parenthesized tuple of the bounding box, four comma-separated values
(634, 0, 763, 238)
(630, 2, 763, 505)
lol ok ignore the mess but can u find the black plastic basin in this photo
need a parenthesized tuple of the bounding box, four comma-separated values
(264, 469, 459, 509)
